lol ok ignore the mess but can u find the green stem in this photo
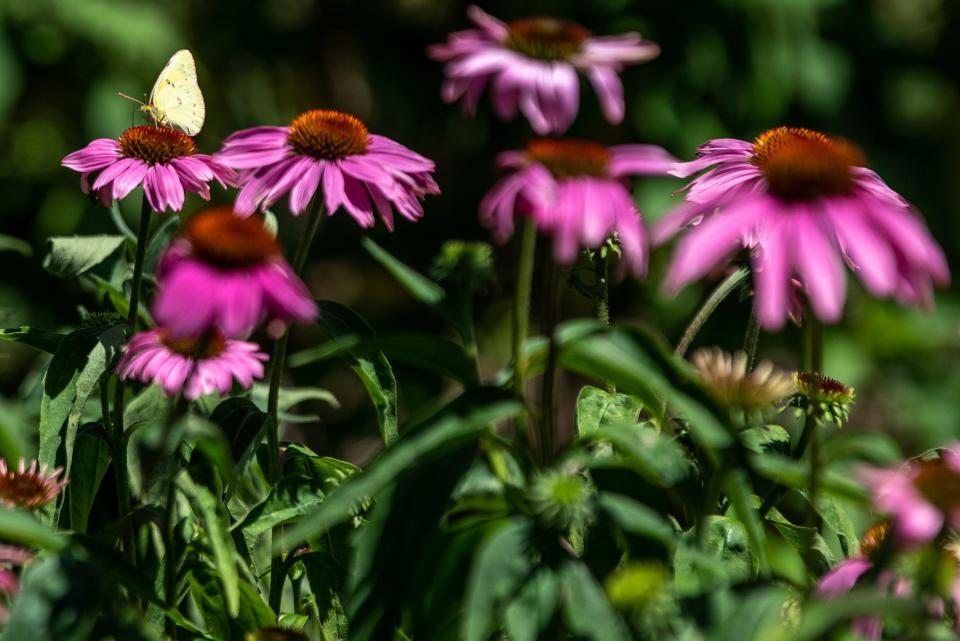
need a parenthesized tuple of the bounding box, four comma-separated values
(592, 251, 614, 394)
(674, 267, 750, 358)
(511, 218, 537, 446)
(539, 258, 562, 466)
(743, 307, 761, 371)
(266, 198, 324, 614)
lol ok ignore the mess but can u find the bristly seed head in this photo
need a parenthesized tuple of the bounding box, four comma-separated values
(160, 328, 228, 360)
(527, 139, 611, 178)
(288, 110, 370, 160)
(506, 17, 591, 61)
(183, 206, 281, 268)
(752, 127, 864, 202)
(860, 521, 889, 559)
(790, 371, 856, 426)
(119, 125, 197, 164)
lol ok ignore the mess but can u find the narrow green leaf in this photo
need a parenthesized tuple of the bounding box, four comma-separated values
(236, 475, 326, 537)
(43, 235, 125, 278)
(66, 424, 111, 533)
(590, 423, 690, 486)
(503, 569, 559, 641)
(0, 326, 66, 353)
(723, 469, 770, 576)
(0, 506, 66, 551)
(362, 237, 444, 306)
(178, 472, 241, 617)
(280, 388, 522, 548)
(462, 518, 533, 641)
(559, 560, 631, 641)
(188, 564, 275, 639)
(764, 592, 922, 641)
(708, 586, 788, 641)
(313, 300, 398, 445)
(0, 234, 31, 256)
(597, 492, 677, 549)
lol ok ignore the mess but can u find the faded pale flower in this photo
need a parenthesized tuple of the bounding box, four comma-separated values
(691, 348, 795, 410)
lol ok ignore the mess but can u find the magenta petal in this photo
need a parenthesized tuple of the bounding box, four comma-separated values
(753, 220, 792, 330)
(322, 162, 347, 219)
(289, 159, 324, 215)
(793, 210, 846, 323)
(585, 65, 625, 124)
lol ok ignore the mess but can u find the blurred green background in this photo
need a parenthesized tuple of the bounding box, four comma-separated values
(0, 0, 958, 461)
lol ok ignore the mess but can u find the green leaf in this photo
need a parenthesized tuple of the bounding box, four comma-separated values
(597, 492, 677, 549)
(575, 385, 644, 438)
(766, 508, 835, 576)
(589, 423, 690, 486)
(741, 424, 791, 454)
(0, 506, 66, 551)
(43, 235, 125, 278)
(289, 332, 478, 386)
(0, 233, 31, 256)
(0, 326, 66, 353)
(750, 453, 867, 502)
(362, 237, 444, 306)
(280, 387, 523, 548)
(674, 516, 756, 596)
(723, 469, 770, 576)
(764, 592, 922, 641)
(209, 397, 265, 462)
(312, 300, 398, 445)
(462, 518, 533, 641)
(708, 586, 788, 641)
(251, 384, 339, 422)
(801, 493, 860, 557)
(189, 564, 275, 640)
(503, 569, 559, 641)
(237, 475, 327, 537)
(65, 423, 111, 533)
(559, 560, 631, 641)
(178, 472, 241, 617)
(39, 322, 126, 495)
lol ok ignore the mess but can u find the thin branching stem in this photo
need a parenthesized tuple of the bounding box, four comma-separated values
(674, 267, 750, 358)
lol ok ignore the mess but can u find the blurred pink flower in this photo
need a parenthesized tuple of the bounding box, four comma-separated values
(152, 207, 317, 338)
(62, 125, 235, 213)
(215, 110, 438, 228)
(860, 445, 960, 547)
(116, 327, 268, 400)
(655, 127, 949, 330)
(480, 139, 674, 275)
(0, 459, 66, 509)
(429, 6, 659, 134)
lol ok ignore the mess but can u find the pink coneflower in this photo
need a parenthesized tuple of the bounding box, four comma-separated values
(0, 545, 30, 624)
(480, 139, 674, 275)
(61, 125, 235, 212)
(656, 127, 949, 330)
(116, 327, 268, 400)
(152, 207, 318, 338)
(860, 445, 960, 547)
(0, 459, 67, 509)
(215, 110, 439, 228)
(429, 6, 659, 134)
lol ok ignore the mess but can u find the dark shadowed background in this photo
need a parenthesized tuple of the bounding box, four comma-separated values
(1, 0, 958, 461)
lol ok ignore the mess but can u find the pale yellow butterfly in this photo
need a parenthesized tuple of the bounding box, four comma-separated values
(120, 49, 205, 136)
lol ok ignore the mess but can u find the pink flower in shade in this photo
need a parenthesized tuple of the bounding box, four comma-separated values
(860, 445, 960, 547)
(61, 125, 235, 213)
(655, 127, 950, 330)
(817, 558, 883, 641)
(116, 327, 268, 400)
(152, 207, 318, 339)
(480, 139, 675, 275)
(0, 459, 67, 509)
(215, 110, 439, 228)
(428, 6, 659, 134)
(0, 545, 30, 624)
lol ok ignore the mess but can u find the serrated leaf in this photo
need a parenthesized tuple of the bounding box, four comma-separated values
(575, 385, 644, 438)
(313, 300, 398, 445)
(463, 519, 533, 641)
(43, 235, 124, 278)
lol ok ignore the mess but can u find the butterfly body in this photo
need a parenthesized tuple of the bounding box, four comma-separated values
(131, 49, 206, 136)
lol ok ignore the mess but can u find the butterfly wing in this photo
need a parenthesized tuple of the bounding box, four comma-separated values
(148, 49, 206, 136)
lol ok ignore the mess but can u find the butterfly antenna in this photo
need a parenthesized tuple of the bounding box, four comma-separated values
(117, 92, 145, 106)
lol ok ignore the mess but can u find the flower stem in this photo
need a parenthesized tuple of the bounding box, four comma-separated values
(111, 196, 151, 584)
(511, 218, 537, 440)
(674, 267, 750, 358)
(266, 199, 324, 613)
(539, 257, 562, 466)
(592, 250, 615, 394)
(743, 307, 761, 371)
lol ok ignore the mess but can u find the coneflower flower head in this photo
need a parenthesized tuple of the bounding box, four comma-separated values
(61, 125, 235, 212)
(0, 458, 67, 509)
(429, 6, 659, 134)
(691, 348, 796, 412)
(152, 206, 317, 339)
(657, 127, 949, 330)
(790, 372, 855, 426)
(216, 110, 438, 228)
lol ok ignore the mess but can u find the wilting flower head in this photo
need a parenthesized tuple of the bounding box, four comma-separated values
(656, 127, 949, 330)
(152, 207, 318, 338)
(691, 348, 795, 411)
(215, 110, 439, 228)
(790, 372, 856, 426)
(0, 459, 67, 509)
(861, 445, 960, 547)
(480, 139, 674, 275)
(429, 6, 659, 134)
(61, 125, 235, 213)
(116, 327, 268, 400)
